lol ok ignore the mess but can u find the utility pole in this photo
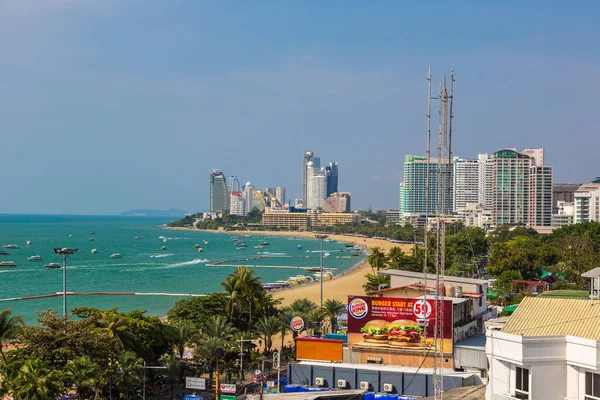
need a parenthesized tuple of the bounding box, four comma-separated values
(141, 362, 167, 400)
(315, 234, 328, 336)
(236, 339, 253, 380)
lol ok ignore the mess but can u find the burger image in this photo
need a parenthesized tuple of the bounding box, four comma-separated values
(360, 320, 390, 343)
(387, 319, 423, 347)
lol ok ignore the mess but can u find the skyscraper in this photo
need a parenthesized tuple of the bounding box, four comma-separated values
(243, 181, 254, 215)
(528, 165, 553, 227)
(302, 150, 320, 207)
(307, 164, 327, 209)
(490, 149, 531, 226)
(230, 191, 245, 216)
(325, 162, 339, 197)
(210, 170, 230, 212)
(228, 176, 240, 193)
(398, 182, 405, 217)
(453, 157, 479, 211)
(478, 153, 494, 209)
(403, 155, 453, 216)
(275, 187, 286, 206)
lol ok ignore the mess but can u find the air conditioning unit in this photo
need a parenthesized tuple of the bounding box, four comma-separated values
(315, 377, 325, 386)
(359, 381, 370, 390)
(337, 379, 347, 388)
(383, 383, 393, 393)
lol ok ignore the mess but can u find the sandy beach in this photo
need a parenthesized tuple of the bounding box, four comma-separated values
(164, 226, 412, 307)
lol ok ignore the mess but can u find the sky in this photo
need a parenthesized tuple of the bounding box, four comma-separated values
(0, 1, 598, 214)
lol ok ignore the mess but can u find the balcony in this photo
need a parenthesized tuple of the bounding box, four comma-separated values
(493, 393, 524, 400)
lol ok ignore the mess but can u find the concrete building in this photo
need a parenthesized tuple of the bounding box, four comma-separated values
(398, 182, 405, 222)
(322, 192, 351, 213)
(314, 212, 360, 226)
(209, 169, 230, 212)
(478, 153, 494, 210)
(385, 209, 401, 225)
(275, 186, 286, 206)
(527, 165, 553, 228)
(242, 181, 254, 216)
(262, 209, 308, 229)
(490, 149, 532, 226)
(454, 158, 480, 211)
(302, 150, 320, 207)
(522, 148, 544, 166)
(325, 162, 339, 197)
(457, 203, 493, 229)
(552, 201, 574, 227)
(574, 183, 600, 223)
(403, 155, 453, 216)
(307, 166, 327, 210)
(486, 293, 600, 400)
(228, 175, 240, 193)
(229, 191, 245, 216)
(552, 183, 580, 212)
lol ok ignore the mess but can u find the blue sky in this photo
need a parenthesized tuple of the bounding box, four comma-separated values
(0, 1, 598, 214)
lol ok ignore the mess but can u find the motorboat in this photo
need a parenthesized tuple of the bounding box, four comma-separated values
(161, 246, 167, 251)
(236, 246, 246, 250)
(27, 255, 42, 261)
(0, 250, 9, 256)
(254, 245, 264, 249)
(2, 244, 18, 249)
(0, 261, 16, 268)
(262, 241, 270, 246)
(203, 240, 209, 245)
(91, 249, 97, 254)
(110, 253, 122, 259)
(90, 231, 95, 235)
(305, 267, 323, 272)
(89, 238, 95, 242)
(69, 234, 73, 238)
(134, 236, 144, 239)
(197, 248, 203, 253)
(194, 244, 202, 249)
(45, 263, 61, 269)
(163, 238, 168, 243)
(26, 241, 31, 246)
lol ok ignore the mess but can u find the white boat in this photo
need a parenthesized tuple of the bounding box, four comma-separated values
(0, 261, 16, 267)
(110, 253, 122, 259)
(45, 263, 61, 269)
(69, 234, 73, 238)
(2, 244, 18, 249)
(89, 238, 95, 242)
(163, 238, 168, 243)
(91, 249, 97, 254)
(134, 236, 144, 239)
(203, 240, 208, 245)
(26, 240, 31, 246)
(161, 246, 167, 251)
(27, 255, 42, 261)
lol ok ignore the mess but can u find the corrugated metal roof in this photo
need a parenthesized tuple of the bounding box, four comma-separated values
(502, 297, 600, 340)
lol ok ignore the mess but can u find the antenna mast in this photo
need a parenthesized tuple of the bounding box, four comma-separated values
(423, 67, 432, 359)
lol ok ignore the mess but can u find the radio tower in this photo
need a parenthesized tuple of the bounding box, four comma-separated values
(426, 68, 454, 400)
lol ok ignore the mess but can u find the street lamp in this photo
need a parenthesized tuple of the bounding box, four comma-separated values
(52, 247, 77, 317)
(236, 339, 253, 380)
(141, 361, 167, 400)
(315, 234, 328, 336)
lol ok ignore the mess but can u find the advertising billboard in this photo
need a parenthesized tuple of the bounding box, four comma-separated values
(347, 296, 453, 354)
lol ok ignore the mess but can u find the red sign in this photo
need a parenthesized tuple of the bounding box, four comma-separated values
(347, 296, 453, 352)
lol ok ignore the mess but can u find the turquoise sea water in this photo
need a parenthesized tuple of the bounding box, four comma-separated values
(0, 215, 363, 323)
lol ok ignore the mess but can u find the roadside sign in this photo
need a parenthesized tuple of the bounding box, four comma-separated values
(291, 316, 305, 332)
(219, 383, 236, 394)
(266, 381, 275, 387)
(220, 396, 236, 400)
(185, 377, 208, 390)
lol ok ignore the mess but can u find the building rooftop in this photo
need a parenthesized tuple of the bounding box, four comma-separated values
(378, 270, 488, 285)
(538, 290, 590, 299)
(501, 297, 600, 340)
(454, 334, 486, 349)
(421, 385, 486, 400)
(582, 267, 600, 279)
(296, 361, 476, 378)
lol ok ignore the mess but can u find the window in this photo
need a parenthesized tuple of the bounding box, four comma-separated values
(586, 372, 600, 400)
(515, 366, 529, 399)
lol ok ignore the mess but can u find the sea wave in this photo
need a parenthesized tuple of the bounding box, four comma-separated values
(168, 259, 209, 267)
(261, 252, 287, 256)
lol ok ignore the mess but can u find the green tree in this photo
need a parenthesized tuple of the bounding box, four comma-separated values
(253, 316, 280, 353)
(0, 308, 24, 364)
(64, 355, 99, 400)
(166, 292, 229, 323)
(169, 319, 197, 359)
(195, 336, 226, 382)
(201, 315, 237, 344)
(322, 299, 346, 333)
(494, 270, 523, 306)
(10, 358, 59, 400)
(97, 313, 136, 351)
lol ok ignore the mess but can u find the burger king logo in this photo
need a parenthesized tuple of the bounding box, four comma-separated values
(349, 298, 369, 319)
(290, 316, 305, 332)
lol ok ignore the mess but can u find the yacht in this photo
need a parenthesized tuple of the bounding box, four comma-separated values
(0, 250, 9, 256)
(110, 253, 122, 259)
(91, 249, 97, 254)
(161, 246, 167, 251)
(2, 244, 18, 249)
(45, 263, 61, 269)
(27, 255, 42, 261)
(0, 261, 16, 267)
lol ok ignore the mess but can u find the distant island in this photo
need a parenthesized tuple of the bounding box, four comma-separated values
(120, 208, 188, 217)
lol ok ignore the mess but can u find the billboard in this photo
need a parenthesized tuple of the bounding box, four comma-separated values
(347, 296, 453, 354)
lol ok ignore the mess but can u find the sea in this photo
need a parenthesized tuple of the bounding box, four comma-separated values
(0, 214, 363, 323)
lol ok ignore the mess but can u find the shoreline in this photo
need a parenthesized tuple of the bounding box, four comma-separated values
(163, 226, 412, 307)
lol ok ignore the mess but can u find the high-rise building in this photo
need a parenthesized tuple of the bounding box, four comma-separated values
(307, 165, 327, 210)
(210, 170, 230, 212)
(325, 162, 339, 197)
(527, 165, 553, 227)
(230, 191, 245, 216)
(478, 153, 494, 209)
(243, 181, 254, 215)
(322, 192, 351, 213)
(228, 176, 240, 193)
(552, 183, 580, 213)
(403, 155, 453, 216)
(522, 148, 545, 166)
(275, 187, 286, 206)
(453, 157, 479, 211)
(574, 183, 600, 223)
(302, 150, 319, 207)
(490, 149, 532, 226)
(398, 182, 406, 223)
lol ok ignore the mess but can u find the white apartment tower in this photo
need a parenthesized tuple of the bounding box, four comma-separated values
(242, 181, 254, 216)
(307, 163, 327, 209)
(275, 186, 286, 206)
(478, 153, 494, 209)
(230, 192, 245, 216)
(574, 183, 600, 223)
(453, 157, 479, 211)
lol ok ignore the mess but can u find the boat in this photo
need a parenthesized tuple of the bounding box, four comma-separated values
(89, 238, 95, 242)
(0, 261, 16, 267)
(27, 255, 42, 261)
(236, 247, 246, 250)
(305, 267, 323, 272)
(110, 253, 122, 259)
(194, 244, 202, 249)
(254, 245, 264, 249)
(0, 250, 9, 255)
(26, 240, 31, 246)
(90, 231, 95, 235)
(197, 248, 203, 253)
(134, 236, 144, 239)
(297, 245, 302, 250)
(262, 241, 270, 246)
(91, 249, 97, 254)
(2, 245, 18, 249)
(69, 234, 73, 238)
(324, 252, 331, 257)
(161, 246, 167, 251)
(163, 238, 168, 243)
(203, 240, 209, 245)
(45, 263, 61, 269)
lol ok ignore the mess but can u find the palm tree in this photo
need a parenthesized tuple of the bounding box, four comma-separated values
(305, 308, 325, 336)
(322, 299, 346, 333)
(289, 298, 317, 315)
(254, 316, 280, 353)
(201, 315, 237, 344)
(277, 307, 294, 348)
(368, 247, 388, 274)
(195, 336, 226, 383)
(97, 313, 135, 351)
(11, 358, 59, 400)
(169, 319, 197, 359)
(221, 266, 264, 328)
(64, 355, 98, 400)
(0, 308, 24, 364)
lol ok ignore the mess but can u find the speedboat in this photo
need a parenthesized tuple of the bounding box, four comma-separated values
(236, 247, 246, 250)
(203, 240, 209, 245)
(0, 250, 9, 256)
(89, 238, 95, 242)
(161, 246, 167, 251)
(254, 245, 264, 249)
(2, 244, 18, 249)
(0, 261, 16, 267)
(45, 263, 61, 269)
(90, 231, 95, 235)
(194, 244, 202, 249)
(27, 255, 42, 261)
(197, 248, 203, 253)
(26, 240, 31, 246)
(262, 241, 270, 246)
(91, 249, 97, 254)
(134, 236, 144, 239)
(163, 238, 168, 243)
(110, 253, 122, 259)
